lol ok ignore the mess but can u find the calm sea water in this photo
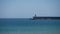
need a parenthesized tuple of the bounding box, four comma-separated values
(0, 18, 60, 34)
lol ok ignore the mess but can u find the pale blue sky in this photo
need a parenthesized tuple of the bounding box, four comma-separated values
(0, 0, 60, 18)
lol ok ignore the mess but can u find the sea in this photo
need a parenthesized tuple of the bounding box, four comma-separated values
(0, 18, 60, 34)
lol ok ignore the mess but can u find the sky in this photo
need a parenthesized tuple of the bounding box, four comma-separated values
(0, 0, 60, 18)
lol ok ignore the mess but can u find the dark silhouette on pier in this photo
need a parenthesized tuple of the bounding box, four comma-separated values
(32, 14, 60, 20)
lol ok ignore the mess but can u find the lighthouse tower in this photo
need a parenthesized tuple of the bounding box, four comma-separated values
(34, 14, 36, 17)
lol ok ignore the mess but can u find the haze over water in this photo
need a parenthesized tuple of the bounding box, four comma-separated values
(0, 0, 60, 34)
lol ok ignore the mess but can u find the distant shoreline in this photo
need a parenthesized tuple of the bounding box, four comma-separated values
(0, 17, 60, 20)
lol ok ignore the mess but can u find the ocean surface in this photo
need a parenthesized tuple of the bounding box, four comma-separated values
(0, 18, 60, 34)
